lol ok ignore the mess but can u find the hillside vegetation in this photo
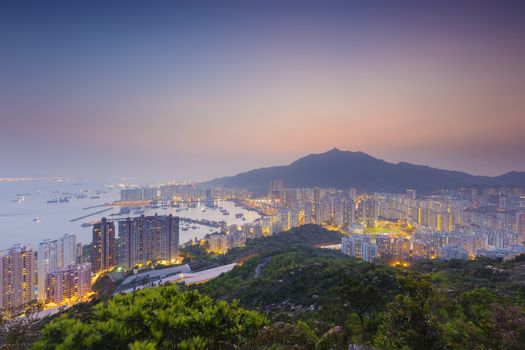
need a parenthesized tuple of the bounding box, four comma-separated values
(13, 225, 525, 349)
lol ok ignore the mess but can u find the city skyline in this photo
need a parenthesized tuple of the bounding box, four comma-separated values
(1, 1, 525, 180)
(2, 2, 525, 347)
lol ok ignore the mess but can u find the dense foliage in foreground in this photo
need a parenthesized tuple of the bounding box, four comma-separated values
(32, 286, 266, 350)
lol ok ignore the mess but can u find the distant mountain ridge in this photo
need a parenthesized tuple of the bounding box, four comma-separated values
(208, 148, 525, 193)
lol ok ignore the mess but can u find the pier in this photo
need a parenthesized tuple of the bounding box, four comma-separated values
(70, 207, 113, 222)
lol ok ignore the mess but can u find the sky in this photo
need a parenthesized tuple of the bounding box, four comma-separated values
(1, 0, 524, 182)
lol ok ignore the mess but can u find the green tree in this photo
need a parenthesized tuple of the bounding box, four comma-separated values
(32, 286, 267, 350)
(490, 304, 525, 350)
(374, 275, 444, 350)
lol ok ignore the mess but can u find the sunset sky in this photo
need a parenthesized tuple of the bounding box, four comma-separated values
(1, 1, 524, 181)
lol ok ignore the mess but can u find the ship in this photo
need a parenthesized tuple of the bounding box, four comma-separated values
(235, 213, 243, 218)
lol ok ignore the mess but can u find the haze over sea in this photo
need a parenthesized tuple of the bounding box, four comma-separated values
(0, 179, 259, 251)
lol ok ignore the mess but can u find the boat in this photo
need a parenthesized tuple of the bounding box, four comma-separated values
(33, 218, 41, 223)
(191, 226, 197, 229)
(47, 199, 58, 204)
(235, 213, 243, 218)
(182, 227, 189, 231)
(91, 195, 101, 199)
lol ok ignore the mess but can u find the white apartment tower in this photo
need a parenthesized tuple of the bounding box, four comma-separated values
(37, 234, 77, 301)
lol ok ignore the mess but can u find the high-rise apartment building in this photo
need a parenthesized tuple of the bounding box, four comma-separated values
(268, 180, 284, 195)
(208, 233, 229, 254)
(45, 263, 92, 304)
(518, 211, 525, 244)
(470, 188, 480, 209)
(406, 189, 417, 201)
(0, 245, 35, 311)
(37, 234, 77, 301)
(349, 187, 357, 202)
(118, 214, 179, 268)
(361, 199, 378, 228)
(341, 235, 378, 262)
(120, 187, 158, 202)
(92, 218, 115, 273)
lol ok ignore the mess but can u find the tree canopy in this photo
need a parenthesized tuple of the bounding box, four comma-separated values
(32, 286, 267, 350)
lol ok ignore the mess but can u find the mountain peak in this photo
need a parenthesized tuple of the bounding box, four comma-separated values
(208, 150, 525, 193)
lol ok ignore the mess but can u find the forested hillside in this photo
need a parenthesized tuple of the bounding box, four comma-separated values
(8, 225, 525, 349)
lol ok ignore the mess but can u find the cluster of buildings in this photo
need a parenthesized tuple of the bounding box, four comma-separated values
(338, 188, 525, 262)
(2, 180, 524, 313)
(120, 186, 159, 202)
(121, 184, 248, 205)
(0, 213, 180, 313)
(206, 223, 263, 254)
(118, 214, 179, 268)
(0, 234, 91, 313)
(37, 234, 90, 305)
(200, 181, 525, 263)
(91, 214, 180, 271)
